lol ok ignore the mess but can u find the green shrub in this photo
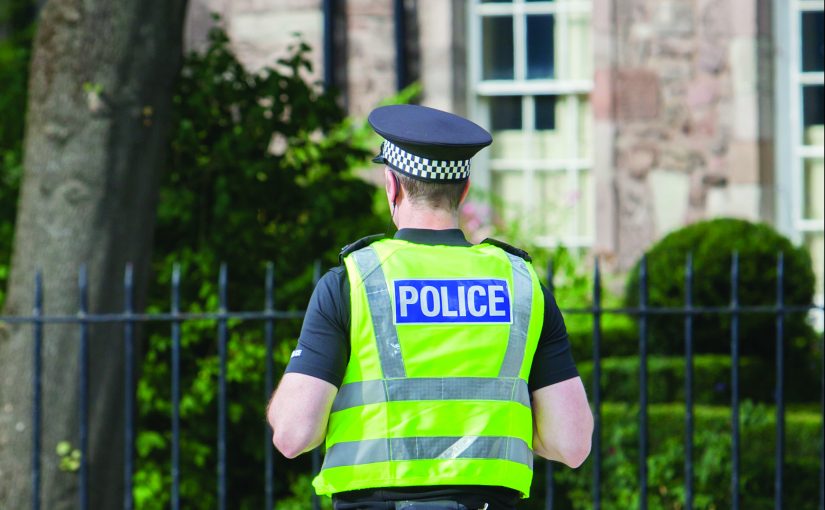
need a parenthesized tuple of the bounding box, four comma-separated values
(0, 6, 32, 308)
(566, 314, 639, 361)
(624, 219, 816, 362)
(133, 28, 389, 509)
(549, 402, 822, 510)
(577, 355, 773, 405)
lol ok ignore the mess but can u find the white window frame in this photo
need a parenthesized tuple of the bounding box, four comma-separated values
(467, 0, 594, 248)
(774, 0, 824, 306)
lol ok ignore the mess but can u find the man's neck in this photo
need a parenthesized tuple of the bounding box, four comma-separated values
(394, 205, 460, 230)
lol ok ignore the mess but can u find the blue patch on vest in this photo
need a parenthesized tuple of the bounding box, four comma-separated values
(393, 279, 512, 325)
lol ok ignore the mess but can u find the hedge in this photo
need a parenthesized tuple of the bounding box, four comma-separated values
(576, 355, 776, 405)
(531, 402, 823, 510)
(566, 314, 638, 361)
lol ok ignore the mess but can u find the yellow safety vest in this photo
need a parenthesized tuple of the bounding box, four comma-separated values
(312, 238, 544, 497)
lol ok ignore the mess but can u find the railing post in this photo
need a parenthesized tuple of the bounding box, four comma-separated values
(217, 264, 228, 510)
(78, 266, 89, 510)
(638, 256, 649, 510)
(123, 264, 135, 510)
(264, 263, 275, 510)
(393, 0, 408, 91)
(171, 264, 181, 510)
(730, 252, 741, 510)
(592, 258, 602, 510)
(775, 253, 785, 510)
(684, 254, 694, 510)
(546, 259, 555, 510)
(31, 271, 43, 510)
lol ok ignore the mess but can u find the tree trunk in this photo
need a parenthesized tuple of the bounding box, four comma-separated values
(0, 0, 188, 508)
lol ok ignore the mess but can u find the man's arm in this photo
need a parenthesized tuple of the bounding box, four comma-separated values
(531, 376, 593, 468)
(267, 268, 349, 458)
(267, 372, 338, 458)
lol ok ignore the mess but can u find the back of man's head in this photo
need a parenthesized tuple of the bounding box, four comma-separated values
(392, 170, 466, 212)
(368, 105, 492, 214)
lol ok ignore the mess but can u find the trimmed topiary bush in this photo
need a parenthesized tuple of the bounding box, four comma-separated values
(624, 218, 816, 361)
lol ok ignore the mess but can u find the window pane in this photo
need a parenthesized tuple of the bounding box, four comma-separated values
(578, 171, 593, 238)
(489, 96, 524, 160)
(804, 158, 824, 221)
(533, 95, 590, 160)
(482, 0, 511, 3)
(803, 85, 824, 146)
(490, 131, 528, 160)
(578, 97, 593, 159)
(802, 11, 824, 72)
(535, 95, 557, 130)
(491, 171, 524, 228)
(482, 16, 514, 80)
(490, 96, 522, 130)
(526, 15, 555, 79)
(566, 10, 593, 80)
(536, 172, 570, 237)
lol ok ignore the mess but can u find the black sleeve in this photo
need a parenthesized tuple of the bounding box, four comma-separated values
(284, 267, 351, 388)
(528, 284, 579, 392)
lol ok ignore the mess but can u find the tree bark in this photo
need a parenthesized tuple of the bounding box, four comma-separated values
(0, 0, 188, 508)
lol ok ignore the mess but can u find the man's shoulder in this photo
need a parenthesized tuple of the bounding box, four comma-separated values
(479, 237, 532, 262)
(338, 233, 386, 263)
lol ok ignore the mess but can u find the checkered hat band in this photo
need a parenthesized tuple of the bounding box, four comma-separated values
(381, 140, 471, 181)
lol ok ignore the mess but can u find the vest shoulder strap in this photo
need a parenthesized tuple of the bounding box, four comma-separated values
(339, 234, 386, 263)
(480, 237, 532, 262)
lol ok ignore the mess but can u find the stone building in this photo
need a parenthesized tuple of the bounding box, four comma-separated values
(185, 0, 824, 300)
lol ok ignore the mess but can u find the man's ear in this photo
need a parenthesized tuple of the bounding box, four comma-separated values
(385, 167, 395, 202)
(459, 179, 471, 205)
(387, 168, 401, 204)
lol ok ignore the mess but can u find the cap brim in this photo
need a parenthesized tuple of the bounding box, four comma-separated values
(372, 154, 385, 164)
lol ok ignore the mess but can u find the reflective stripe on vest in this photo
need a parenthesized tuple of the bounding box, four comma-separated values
(331, 376, 531, 412)
(322, 436, 534, 469)
(498, 252, 533, 377)
(351, 247, 406, 378)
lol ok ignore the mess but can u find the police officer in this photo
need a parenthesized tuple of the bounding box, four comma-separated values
(267, 105, 593, 510)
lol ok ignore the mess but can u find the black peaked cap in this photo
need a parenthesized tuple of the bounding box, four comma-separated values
(369, 105, 493, 163)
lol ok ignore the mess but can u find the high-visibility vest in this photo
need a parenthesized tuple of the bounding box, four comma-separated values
(312, 238, 544, 498)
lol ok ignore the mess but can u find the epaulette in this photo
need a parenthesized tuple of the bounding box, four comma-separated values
(339, 234, 386, 263)
(480, 237, 532, 262)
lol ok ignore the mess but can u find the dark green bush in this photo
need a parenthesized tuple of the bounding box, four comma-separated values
(624, 218, 816, 362)
(0, 3, 33, 307)
(548, 402, 822, 510)
(566, 314, 639, 360)
(577, 355, 773, 405)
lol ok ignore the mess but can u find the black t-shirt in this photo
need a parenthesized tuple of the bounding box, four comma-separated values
(284, 228, 580, 509)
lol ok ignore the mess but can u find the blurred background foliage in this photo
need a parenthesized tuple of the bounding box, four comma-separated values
(133, 26, 387, 509)
(0, 0, 34, 306)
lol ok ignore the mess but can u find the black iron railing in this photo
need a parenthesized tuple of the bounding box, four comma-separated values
(1, 253, 823, 510)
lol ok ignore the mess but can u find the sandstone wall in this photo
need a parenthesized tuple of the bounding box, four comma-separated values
(593, 0, 774, 268)
(185, 0, 325, 83)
